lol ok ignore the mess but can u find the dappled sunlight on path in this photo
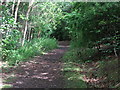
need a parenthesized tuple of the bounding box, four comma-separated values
(2, 41, 69, 88)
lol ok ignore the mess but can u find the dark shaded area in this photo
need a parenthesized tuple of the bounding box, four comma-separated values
(51, 21, 71, 41)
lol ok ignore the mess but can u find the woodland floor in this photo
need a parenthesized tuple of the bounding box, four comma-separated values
(2, 41, 70, 88)
(1, 41, 120, 88)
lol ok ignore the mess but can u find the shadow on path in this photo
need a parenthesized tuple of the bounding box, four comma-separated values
(3, 41, 69, 88)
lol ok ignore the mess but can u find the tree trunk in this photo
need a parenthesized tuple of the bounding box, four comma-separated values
(113, 27, 118, 57)
(14, 0, 20, 24)
(22, 0, 34, 46)
(37, 30, 41, 38)
(28, 28, 31, 41)
(22, 7, 30, 46)
(12, 0, 16, 16)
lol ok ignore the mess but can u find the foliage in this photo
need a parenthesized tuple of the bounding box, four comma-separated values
(64, 2, 120, 54)
(97, 59, 119, 82)
(51, 20, 70, 41)
(62, 62, 87, 88)
(62, 2, 120, 63)
(63, 49, 79, 63)
(30, 2, 63, 38)
(1, 2, 60, 65)
(1, 5, 21, 61)
(63, 47, 97, 63)
(3, 38, 57, 66)
(62, 3, 120, 88)
(1, 2, 120, 88)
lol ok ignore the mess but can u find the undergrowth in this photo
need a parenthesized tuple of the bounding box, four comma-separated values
(63, 47, 120, 88)
(2, 38, 57, 66)
(62, 62, 87, 88)
(63, 47, 97, 63)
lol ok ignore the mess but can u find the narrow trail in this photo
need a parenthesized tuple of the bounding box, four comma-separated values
(3, 41, 69, 88)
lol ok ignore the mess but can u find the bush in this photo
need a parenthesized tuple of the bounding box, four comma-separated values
(63, 48, 79, 63)
(2, 38, 58, 65)
(63, 48, 97, 63)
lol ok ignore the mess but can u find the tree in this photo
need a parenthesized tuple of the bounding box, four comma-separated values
(14, 0, 20, 24)
(64, 2, 120, 58)
(22, 0, 35, 46)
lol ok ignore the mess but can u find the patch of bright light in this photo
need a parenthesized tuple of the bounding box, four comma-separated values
(42, 52, 48, 55)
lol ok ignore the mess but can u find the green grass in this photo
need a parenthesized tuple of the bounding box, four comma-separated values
(63, 48, 97, 63)
(62, 47, 90, 88)
(3, 38, 58, 66)
(62, 43, 120, 88)
(97, 59, 119, 88)
(62, 62, 87, 88)
(0, 84, 13, 89)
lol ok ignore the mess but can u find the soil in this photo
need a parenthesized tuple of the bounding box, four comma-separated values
(2, 41, 69, 88)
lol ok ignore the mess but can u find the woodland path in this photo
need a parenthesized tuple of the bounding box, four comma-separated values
(3, 41, 69, 88)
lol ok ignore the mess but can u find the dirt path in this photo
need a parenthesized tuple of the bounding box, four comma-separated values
(2, 41, 69, 88)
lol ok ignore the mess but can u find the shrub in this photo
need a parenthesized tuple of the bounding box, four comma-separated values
(63, 48, 79, 63)
(63, 48, 97, 63)
(2, 38, 58, 66)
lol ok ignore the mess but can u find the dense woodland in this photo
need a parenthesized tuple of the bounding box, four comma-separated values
(0, 1, 120, 88)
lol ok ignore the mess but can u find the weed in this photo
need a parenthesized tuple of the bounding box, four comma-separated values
(2, 38, 57, 66)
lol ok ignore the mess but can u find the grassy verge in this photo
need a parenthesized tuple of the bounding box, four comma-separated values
(1, 38, 58, 89)
(62, 47, 120, 88)
(2, 38, 58, 66)
(62, 62, 87, 88)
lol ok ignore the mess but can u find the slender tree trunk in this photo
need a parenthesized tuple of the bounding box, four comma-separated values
(22, 0, 34, 46)
(28, 28, 31, 41)
(12, 0, 16, 16)
(31, 29, 33, 40)
(22, 7, 31, 46)
(113, 27, 118, 58)
(37, 30, 41, 38)
(14, 0, 20, 24)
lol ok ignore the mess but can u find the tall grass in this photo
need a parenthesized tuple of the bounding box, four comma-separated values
(4, 38, 58, 66)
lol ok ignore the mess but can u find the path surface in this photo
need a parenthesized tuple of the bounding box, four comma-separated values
(3, 41, 69, 88)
